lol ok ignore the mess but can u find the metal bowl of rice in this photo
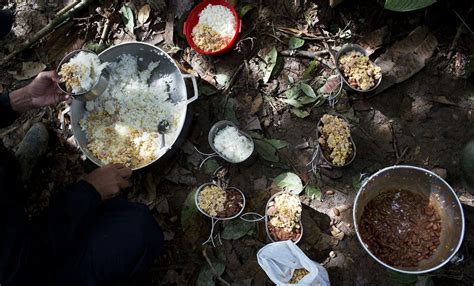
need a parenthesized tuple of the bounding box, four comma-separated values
(335, 43, 382, 93)
(70, 42, 199, 170)
(208, 120, 255, 164)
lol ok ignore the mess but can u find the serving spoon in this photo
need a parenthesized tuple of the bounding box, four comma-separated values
(158, 120, 170, 148)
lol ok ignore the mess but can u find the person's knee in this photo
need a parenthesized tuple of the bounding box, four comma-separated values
(132, 203, 164, 253)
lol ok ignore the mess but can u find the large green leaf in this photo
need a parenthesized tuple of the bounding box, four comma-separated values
(239, 4, 254, 18)
(291, 108, 310, 118)
(265, 139, 288, 150)
(197, 250, 226, 286)
(303, 59, 318, 79)
(300, 83, 317, 98)
(255, 139, 279, 162)
(273, 172, 303, 194)
(305, 184, 321, 200)
(181, 189, 197, 229)
(222, 219, 254, 240)
(384, 0, 436, 12)
(263, 47, 278, 83)
(288, 37, 305, 49)
(120, 4, 135, 34)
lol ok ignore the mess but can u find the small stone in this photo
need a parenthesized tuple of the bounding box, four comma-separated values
(326, 190, 335, 196)
(329, 251, 337, 258)
(332, 207, 340, 216)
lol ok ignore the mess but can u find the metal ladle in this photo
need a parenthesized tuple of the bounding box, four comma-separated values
(158, 120, 170, 148)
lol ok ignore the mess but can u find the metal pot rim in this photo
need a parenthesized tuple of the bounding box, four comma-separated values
(353, 165, 466, 274)
(70, 42, 198, 171)
(56, 49, 101, 96)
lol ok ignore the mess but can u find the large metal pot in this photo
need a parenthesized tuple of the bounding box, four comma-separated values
(70, 42, 198, 170)
(353, 165, 465, 274)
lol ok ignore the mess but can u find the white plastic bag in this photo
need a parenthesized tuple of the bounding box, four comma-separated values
(257, 241, 330, 286)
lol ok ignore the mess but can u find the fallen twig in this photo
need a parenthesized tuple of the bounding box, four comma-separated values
(0, 0, 93, 66)
(224, 63, 244, 92)
(280, 49, 329, 58)
(448, 8, 473, 59)
(202, 249, 230, 286)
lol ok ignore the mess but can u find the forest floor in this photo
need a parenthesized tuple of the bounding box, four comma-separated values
(1, 0, 474, 285)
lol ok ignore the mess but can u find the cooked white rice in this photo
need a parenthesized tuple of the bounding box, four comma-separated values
(192, 4, 236, 39)
(59, 51, 107, 94)
(213, 126, 253, 162)
(80, 54, 185, 168)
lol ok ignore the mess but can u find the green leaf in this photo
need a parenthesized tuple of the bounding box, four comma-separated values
(197, 251, 226, 286)
(255, 139, 279, 162)
(415, 276, 434, 286)
(181, 189, 197, 229)
(263, 47, 278, 83)
(288, 37, 305, 49)
(283, 98, 303, 108)
(204, 159, 219, 174)
(384, 0, 436, 12)
(305, 184, 321, 200)
(239, 4, 254, 18)
(271, 56, 284, 79)
(352, 175, 361, 191)
(120, 4, 135, 34)
(273, 172, 303, 194)
(313, 96, 326, 107)
(265, 139, 288, 150)
(298, 95, 318, 105)
(222, 219, 254, 240)
(388, 270, 418, 284)
(285, 85, 301, 100)
(300, 83, 317, 98)
(246, 131, 264, 139)
(221, 97, 238, 123)
(303, 59, 318, 79)
(291, 108, 310, 118)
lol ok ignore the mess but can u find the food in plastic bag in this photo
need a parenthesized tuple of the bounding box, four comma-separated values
(257, 241, 330, 286)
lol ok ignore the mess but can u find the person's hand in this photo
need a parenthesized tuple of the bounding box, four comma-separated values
(83, 164, 132, 200)
(10, 71, 68, 112)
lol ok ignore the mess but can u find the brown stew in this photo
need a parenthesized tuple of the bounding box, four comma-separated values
(359, 190, 442, 268)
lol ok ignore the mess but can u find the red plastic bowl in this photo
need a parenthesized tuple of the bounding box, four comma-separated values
(184, 0, 242, 56)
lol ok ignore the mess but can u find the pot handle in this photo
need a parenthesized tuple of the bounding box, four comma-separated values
(183, 74, 199, 104)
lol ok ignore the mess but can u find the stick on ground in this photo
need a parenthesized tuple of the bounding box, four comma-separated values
(0, 0, 93, 66)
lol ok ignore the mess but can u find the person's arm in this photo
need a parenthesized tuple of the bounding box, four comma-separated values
(0, 92, 19, 128)
(46, 164, 132, 254)
(0, 71, 67, 128)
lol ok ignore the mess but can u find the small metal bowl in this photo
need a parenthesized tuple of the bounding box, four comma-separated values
(335, 43, 382, 93)
(56, 49, 110, 102)
(316, 114, 356, 168)
(208, 120, 255, 164)
(195, 183, 246, 220)
(265, 191, 304, 244)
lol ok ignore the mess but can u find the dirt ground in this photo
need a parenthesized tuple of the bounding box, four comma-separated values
(1, 0, 474, 285)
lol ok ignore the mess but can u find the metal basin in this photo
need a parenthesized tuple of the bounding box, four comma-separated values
(70, 42, 198, 170)
(353, 165, 465, 274)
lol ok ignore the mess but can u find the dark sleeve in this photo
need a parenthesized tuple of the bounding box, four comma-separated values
(47, 180, 102, 254)
(0, 92, 19, 128)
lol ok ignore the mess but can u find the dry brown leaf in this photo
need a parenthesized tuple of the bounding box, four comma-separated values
(8, 62, 46, 80)
(138, 4, 151, 25)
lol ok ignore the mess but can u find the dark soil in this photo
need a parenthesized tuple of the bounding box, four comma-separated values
(1, 0, 474, 285)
